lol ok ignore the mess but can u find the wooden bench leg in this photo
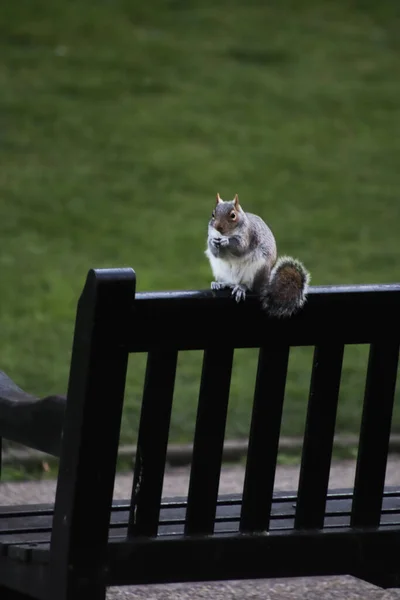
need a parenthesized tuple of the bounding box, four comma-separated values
(48, 582, 107, 600)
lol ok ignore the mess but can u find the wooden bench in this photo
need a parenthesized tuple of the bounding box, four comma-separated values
(0, 268, 399, 600)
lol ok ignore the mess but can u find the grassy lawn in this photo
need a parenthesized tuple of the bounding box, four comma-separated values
(1, 0, 400, 445)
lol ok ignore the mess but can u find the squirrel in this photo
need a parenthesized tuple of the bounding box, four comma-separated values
(205, 193, 310, 318)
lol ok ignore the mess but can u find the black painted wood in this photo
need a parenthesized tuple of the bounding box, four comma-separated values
(3, 490, 400, 563)
(128, 349, 178, 537)
(127, 284, 400, 352)
(0, 371, 65, 457)
(0, 585, 39, 600)
(185, 347, 234, 535)
(295, 343, 344, 529)
(0, 559, 48, 599)
(240, 344, 290, 532)
(1, 273, 400, 598)
(106, 526, 400, 587)
(48, 268, 135, 600)
(351, 340, 400, 528)
(0, 505, 54, 517)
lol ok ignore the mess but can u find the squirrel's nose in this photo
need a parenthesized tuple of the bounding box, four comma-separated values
(215, 223, 223, 233)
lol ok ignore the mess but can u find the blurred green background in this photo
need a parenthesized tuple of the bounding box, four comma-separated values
(1, 0, 400, 445)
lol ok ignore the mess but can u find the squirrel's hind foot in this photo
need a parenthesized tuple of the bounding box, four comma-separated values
(231, 284, 247, 303)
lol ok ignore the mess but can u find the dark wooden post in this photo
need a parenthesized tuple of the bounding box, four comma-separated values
(48, 268, 135, 600)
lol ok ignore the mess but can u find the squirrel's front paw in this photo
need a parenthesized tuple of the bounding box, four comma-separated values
(211, 281, 228, 290)
(231, 284, 247, 303)
(211, 236, 229, 249)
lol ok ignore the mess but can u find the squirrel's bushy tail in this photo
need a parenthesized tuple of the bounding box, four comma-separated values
(261, 256, 310, 318)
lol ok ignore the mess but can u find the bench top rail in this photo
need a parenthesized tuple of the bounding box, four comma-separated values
(129, 283, 400, 351)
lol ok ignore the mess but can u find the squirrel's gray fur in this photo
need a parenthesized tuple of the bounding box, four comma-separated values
(205, 193, 310, 317)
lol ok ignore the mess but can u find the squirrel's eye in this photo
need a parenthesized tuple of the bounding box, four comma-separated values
(211, 211, 215, 219)
(230, 211, 236, 220)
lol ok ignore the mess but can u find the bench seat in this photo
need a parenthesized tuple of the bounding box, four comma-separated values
(1, 489, 400, 589)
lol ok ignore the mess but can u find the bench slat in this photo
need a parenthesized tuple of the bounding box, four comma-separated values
(240, 344, 289, 533)
(295, 343, 344, 529)
(351, 340, 400, 527)
(128, 349, 178, 537)
(185, 347, 234, 535)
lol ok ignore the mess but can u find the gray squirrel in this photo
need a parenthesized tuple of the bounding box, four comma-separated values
(205, 193, 310, 317)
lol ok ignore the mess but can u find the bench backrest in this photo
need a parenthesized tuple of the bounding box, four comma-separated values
(48, 268, 400, 583)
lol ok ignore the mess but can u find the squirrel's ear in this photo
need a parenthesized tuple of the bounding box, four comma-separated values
(234, 194, 240, 210)
(216, 193, 223, 205)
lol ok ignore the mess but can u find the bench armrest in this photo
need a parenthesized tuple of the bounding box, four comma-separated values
(0, 371, 66, 457)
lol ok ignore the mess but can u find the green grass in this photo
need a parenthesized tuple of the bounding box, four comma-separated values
(0, 0, 400, 445)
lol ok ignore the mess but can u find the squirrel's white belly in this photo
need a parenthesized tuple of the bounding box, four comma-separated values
(207, 253, 265, 289)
